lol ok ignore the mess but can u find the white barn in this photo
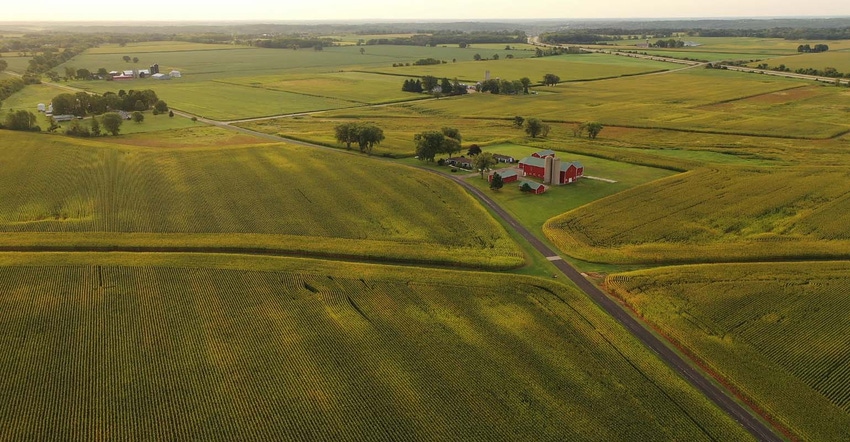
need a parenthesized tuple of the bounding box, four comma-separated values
(169, 70, 182, 78)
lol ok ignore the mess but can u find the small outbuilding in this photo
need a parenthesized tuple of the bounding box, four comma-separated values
(37, 103, 46, 112)
(519, 181, 546, 194)
(492, 154, 515, 163)
(446, 157, 473, 169)
(489, 169, 518, 184)
(531, 149, 556, 159)
(169, 70, 182, 78)
(151, 73, 170, 80)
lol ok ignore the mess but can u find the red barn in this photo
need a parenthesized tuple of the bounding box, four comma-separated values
(531, 149, 556, 158)
(518, 155, 583, 185)
(488, 169, 518, 183)
(519, 181, 546, 194)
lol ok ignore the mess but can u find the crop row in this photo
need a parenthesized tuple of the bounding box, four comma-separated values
(606, 262, 850, 441)
(0, 264, 751, 441)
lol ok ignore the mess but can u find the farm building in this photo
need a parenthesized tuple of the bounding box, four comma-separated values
(519, 181, 546, 194)
(112, 74, 134, 81)
(518, 155, 583, 185)
(122, 70, 135, 77)
(492, 154, 515, 163)
(169, 70, 182, 78)
(446, 157, 473, 169)
(52, 115, 76, 122)
(531, 149, 556, 159)
(37, 103, 46, 112)
(151, 73, 170, 80)
(489, 169, 518, 184)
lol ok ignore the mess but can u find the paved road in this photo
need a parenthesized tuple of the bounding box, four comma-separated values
(25, 74, 783, 441)
(441, 174, 783, 442)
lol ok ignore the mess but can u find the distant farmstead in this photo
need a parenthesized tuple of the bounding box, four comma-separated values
(519, 150, 583, 185)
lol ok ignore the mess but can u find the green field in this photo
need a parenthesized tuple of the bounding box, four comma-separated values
(544, 166, 850, 264)
(0, 55, 31, 73)
(0, 255, 752, 441)
(0, 130, 521, 268)
(361, 53, 672, 83)
(625, 50, 765, 62)
(600, 37, 850, 55)
(607, 262, 850, 441)
(750, 49, 850, 73)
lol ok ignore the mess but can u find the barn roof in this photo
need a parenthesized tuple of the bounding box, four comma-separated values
(519, 180, 545, 191)
(533, 149, 556, 157)
(519, 156, 545, 167)
(491, 169, 518, 178)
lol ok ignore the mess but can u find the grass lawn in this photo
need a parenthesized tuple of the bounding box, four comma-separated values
(749, 49, 850, 73)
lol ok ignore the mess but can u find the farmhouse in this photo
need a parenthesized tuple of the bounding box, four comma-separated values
(519, 181, 546, 194)
(446, 157, 473, 169)
(488, 169, 518, 184)
(492, 154, 515, 163)
(518, 155, 584, 185)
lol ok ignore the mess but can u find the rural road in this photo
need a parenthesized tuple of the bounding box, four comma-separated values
(214, 119, 784, 442)
(441, 175, 783, 442)
(22, 70, 783, 441)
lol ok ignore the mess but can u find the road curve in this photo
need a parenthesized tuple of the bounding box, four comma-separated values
(164, 107, 785, 442)
(440, 174, 783, 442)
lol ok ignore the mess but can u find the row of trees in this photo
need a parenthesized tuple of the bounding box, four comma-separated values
(366, 30, 526, 47)
(403, 76, 468, 96)
(51, 89, 165, 117)
(333, 122, 385, 154)
(797, 44, 829, 53)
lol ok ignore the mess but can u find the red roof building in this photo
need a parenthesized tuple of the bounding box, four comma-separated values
(488, 169, 519, 183)
(519, 181, 546, 194)
(518, 155, 583, 185)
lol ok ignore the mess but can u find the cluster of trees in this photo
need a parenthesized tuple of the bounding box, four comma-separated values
(414, 127, 462, 162)
(523, 118, 550, 138)
(797, 44, 829, 53)
(366, 30, 526, 47)
(51, 89, 164, 116)
(27, 47, 88, 75)
(412, 58, 445, 66)
(252, 37, 336, 49)
(540, 32, 612, 44)
(405, 76, 468, 96)
(534, 46, 582, 57)
(653, 39, 686, 48)
(0, 77, 25, 103)
(478, 77, 531, 95)
(2, 110, 40, 132)
(542, 73, 561, 86)
(573, 122, 604, 139)
(753, 62, 848, 79)
(333, 122, 385, 154)
(62, 113, 125, 137)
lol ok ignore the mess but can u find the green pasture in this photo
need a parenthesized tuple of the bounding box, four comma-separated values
(544, 166, 850, 264)
(85, 41, 243, 54)
(221, 71, 423, 104)
(601, 37, 850, 55)
(0, 55, 31, 73)
(607, 261, 850, 441)
(0, 130, 521, 268)
(0, 256, 753, 441)
(414, 69, 847, 138)
(750, 49, 850, 73)
(460, 143, 675, 234)
(361, 53, 672, 83)
(238, 113, 527, 156)
(625, 50, 765, 62)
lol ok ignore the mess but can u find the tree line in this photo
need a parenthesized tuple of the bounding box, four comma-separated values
(51, 89, 164, 116)
(366, 30, 527, 47)
(797, 44, 829, 53)
(402, 76, 468, 96)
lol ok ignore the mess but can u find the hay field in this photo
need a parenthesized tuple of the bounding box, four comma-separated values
(607, 261, 850, 441)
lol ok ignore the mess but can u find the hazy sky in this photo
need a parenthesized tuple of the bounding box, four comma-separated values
(4, 0, 849, 22)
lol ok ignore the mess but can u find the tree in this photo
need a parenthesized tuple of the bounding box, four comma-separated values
(513, 116, 525, 128)
(439, 78, 452, 95)
(441, 127, 462, 156)
(97, 68, 108, 77)
(90, 117, 101, 136)
(520, 182, 533, 193)
(519, 77, 531, 94)
(421, 76, 438, 93)
(168, 110, 174, 118)
(334, 122, 360, 149)
(132, 111, 144, 123)
(65, 119, 91, 137)
(543, 73, 560, 86)
(153, 100, 168, 113)
(467, 144, 481, 156)
(473, 152, 496, 178)
(133, 100, 146, 111)
(490, 172, 504, 190)
(414, 131, 447, 162)
(75, 68, 91, 80)
(3, 110, 39, 131)
(359, 47, 365, 55)
(132, 57, 139, 63)
(525, 118, 550, 138)
(492, 54, 499, 60)
(473, 53, 482, 61)
(0, 59, 7, 73)
(64, 66, 76, 80)
(585, 122, 603, 139)
(356, 124, 384, 154)
(101, 112, 123, 135)
(122, 55, 131, 63)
